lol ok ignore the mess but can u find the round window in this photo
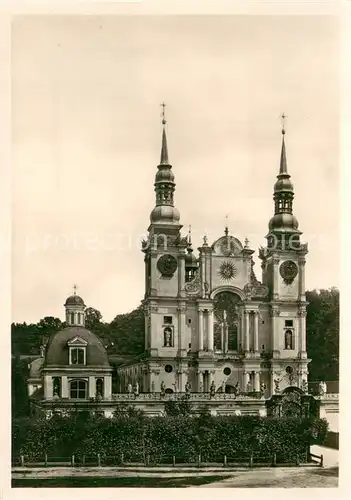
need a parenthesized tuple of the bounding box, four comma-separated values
(285, 366, 294, 374)
(165, 364, 173, 373)
(223, 367, 231, 376)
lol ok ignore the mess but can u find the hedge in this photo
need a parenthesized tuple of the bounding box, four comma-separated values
(12, 412, 328, 463)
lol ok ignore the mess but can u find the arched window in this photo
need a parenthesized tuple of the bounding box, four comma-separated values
(213, 292, 240, 351)
(70, 312, 75, 324)
(96, 378, 104, 398)
(70, 380, 87, 399)
(77, 313, 81, 325)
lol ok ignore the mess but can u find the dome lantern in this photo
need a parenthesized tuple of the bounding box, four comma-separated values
(64, 285, 86, 327)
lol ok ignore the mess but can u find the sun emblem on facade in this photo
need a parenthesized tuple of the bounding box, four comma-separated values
(218, 261, 237, 282)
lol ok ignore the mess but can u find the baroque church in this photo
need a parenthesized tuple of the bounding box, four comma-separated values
(117, 115, 309, 398)
(28, 113, 313, 416)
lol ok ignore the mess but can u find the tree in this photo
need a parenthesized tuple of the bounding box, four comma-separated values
(85, 307, 103, 330)
(306, 288, 339, 382)
(12, 356, 30, 418)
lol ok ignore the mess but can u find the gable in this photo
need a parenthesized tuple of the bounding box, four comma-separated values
(67, 336, 88, 347)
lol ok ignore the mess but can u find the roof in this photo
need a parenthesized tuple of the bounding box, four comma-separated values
(64, 295, 85, 306)
(28, 357, 44, 379)
(44, 326, 110, 367)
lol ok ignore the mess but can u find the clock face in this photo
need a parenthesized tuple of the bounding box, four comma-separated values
(218, 260, 237, 282)
(280, 260, 298, 283)
(157, 254, 178, 277)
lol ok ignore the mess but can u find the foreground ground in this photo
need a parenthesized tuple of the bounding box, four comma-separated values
(12, 445, 338, 488)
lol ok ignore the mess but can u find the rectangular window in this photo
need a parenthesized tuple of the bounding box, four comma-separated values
(188, 318, 192, 325)
(285, 320, 293, 327)
(163, 316, 172, 325)
(70, 380, 87, 399)
(261, 344, 265, 351)
(70, 347, 85, 365)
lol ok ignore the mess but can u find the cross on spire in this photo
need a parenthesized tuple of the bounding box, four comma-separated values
(224, 214, 229, 236)
(161, 102, 167, 125)
(281, 113, 287, 135)
(73, 284, 77, 295)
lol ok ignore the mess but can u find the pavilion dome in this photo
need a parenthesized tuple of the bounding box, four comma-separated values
(44, 326, 110, 367)
(64, 295, 85, 307)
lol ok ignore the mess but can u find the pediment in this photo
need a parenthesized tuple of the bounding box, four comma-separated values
(67, 336, 88, 347)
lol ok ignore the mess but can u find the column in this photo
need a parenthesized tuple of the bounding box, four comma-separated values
(298, 257, 306, 301)
(200, 255, 206, 297)
(209, 370, 215, 391)
(104, 375, 112, 400)
(243, 371, 250, 392)
(89, 376, 95, 398)
(198, 309, 204, 350)
(254, 371, 260, 392)
(272, 256, 280, 300)
(44, 375, 53, 400)
(177, 304, 186, 354)
(244, 311, 250, 351)
(239, 311, 244, 350)
(178, 253, 186, 297)
(149, 304, 159, 352)
(269, 370, 275, 396)
(254, 311, 259, 351)
(150, 252, 158, 294)
(208, 310, 214, 351)
(61, 375, 68, 398)
(220, 323, 225, 352)
(197, 371, 203, 392)
(299, 308, 307, 353)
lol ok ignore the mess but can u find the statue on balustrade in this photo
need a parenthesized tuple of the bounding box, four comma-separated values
(301, 379, 308, 393)
(210, 380, 216, 397)
(127, 383, 133, 394)
(234, 381, 240, 396)
(221, 380, 226, 393)
(260, 382, 266, 395)
(160, 381, 166, 396)
(319, 381, 327, 396)
(185, 381, 192, 394)
(246, 380, 252, 393)
(151, 381, 155, 393)
(134, 382, 139, 396)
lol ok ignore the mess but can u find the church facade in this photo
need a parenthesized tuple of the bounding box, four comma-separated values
(117, 117, 310, 399)
(28, 114, 325, 417)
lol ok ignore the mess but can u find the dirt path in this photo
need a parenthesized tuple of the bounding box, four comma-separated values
(197, 466, 338, 488)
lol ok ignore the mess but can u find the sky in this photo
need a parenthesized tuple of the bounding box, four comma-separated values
(11, 15, 339, 324)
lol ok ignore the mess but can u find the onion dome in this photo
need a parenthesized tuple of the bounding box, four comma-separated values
(150, 205, 180, 224)
(269, 212, 299, 231)
(185, 228, 198, 268)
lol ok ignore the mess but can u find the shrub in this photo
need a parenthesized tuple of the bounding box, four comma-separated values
(12, 413, 328, 463)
